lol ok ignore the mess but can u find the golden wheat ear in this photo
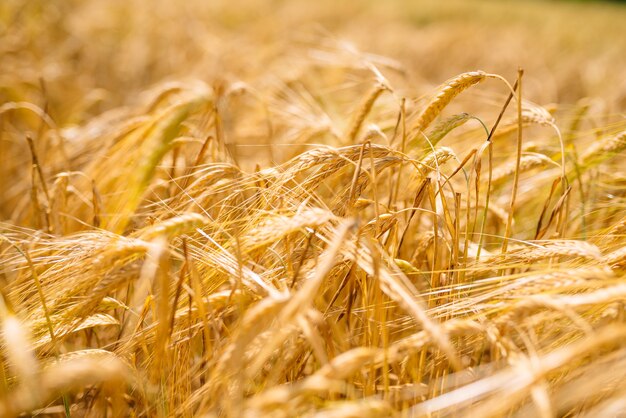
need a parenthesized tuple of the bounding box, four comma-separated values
(580, 130, 626, 168)
(410, 71, 487, 135)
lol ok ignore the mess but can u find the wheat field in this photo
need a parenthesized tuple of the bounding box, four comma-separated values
(1, 0, 626, 417)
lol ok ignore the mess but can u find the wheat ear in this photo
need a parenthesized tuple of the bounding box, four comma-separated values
(411, 71, 487, 133)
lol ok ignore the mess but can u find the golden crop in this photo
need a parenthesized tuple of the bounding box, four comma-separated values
(1, 0, 625, 416)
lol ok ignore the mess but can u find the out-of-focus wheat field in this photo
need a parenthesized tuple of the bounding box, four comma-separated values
(1, 0, 626, 416)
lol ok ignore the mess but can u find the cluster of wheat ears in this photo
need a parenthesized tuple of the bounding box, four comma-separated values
(1, 1, 626, 417)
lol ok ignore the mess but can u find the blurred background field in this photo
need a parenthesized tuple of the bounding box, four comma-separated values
(2, 0, 626, 116)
